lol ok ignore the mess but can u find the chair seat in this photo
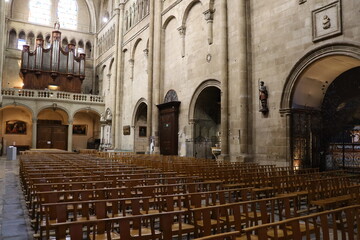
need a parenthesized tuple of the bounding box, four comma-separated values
(89, 232, 120, 240)
(130, 227, 161, 237)
(236, 234, 259, 240)
(196, 219, 219, 227)
(219, 215, 246, 223)
(140, 209, 160, 215)
(172, 222, 195, 232)
(267, 228, 292, 239)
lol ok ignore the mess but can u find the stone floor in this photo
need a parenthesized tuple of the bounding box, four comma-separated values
(0, 156, 33, 240)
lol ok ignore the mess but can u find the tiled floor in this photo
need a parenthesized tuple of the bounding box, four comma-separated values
(0, 157, 33, 240)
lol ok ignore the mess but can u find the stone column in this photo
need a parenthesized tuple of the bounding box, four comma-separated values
(147, 0, 155, 152)
(111, 5, 120, 149)
(67, 120, 73, 151)
(282, 109, 292, 167)
(32, 118, 37, 149)
(203, 9, 215, 45)
(236, 0, 251, 162)
(151, 0, 163, 154)
(218, 0, 229, 160)
(0, 0, 7, 101)
(177, 26, 186, 57)
(114, 2, 125, 149)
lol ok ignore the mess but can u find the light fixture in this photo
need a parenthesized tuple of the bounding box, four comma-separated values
(102, 17, 108, 23)
(48, 84, 59, 91)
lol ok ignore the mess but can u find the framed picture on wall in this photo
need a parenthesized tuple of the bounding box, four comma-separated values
(139, 126, 147, 137)
(6, 120, 27, 134)
(73, 124, 87, 135)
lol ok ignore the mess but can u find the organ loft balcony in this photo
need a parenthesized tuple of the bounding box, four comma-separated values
(1, 29, 104, 111)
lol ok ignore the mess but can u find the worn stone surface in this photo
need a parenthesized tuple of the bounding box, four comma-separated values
(0, 157, 33, 240)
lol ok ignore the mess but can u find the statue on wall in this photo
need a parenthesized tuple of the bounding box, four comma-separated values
(259, 81, 269, 113)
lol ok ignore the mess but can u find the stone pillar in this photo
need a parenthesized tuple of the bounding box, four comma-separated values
(114, 3, 125, 149)
(0, 0, 7, 102)
(32, 118, 37, 149)
(151, 0, 163, 154)
(147, 0, 155, 152)
(236, 0, 251, 162)
(67, 120, 73, 151)
(177, 26, 186, 57)
(218, 0, 229, 160)
(282, 109, 292, 167)
(203, 9, 215, 45)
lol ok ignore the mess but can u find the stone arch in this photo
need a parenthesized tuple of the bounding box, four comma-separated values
(132, 98, 148, 153)
(36, 33, 43, 39)
(132, 98, 148, 127)
(27, 31, 35, 49)
(8, 29, 17, 48)
(37, 104, 70, 121)
(132, 38, 142, 60)
(85, 41, 92, 57)
(188, 79, 221, 123)
(2, 102, 35, 117)
(181, 0, 202, 26)
(162, 15, 177, 29)
(281, 42, 360, 112)
(72, 107, 101, 119)
(281, 42, 360, 170)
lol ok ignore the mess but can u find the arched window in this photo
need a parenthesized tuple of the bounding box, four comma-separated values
(29, 0, 51, 25)
(9, 29, 17, 49)
(58, 0, 78, 30)
(18, 31, 26, 50)
(85, 41, 92, 58)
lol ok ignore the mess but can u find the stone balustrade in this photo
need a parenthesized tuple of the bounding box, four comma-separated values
(1, 88, 104, 104)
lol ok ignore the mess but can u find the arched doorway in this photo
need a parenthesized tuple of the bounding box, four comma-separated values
(133, 101, 147, 154)
(73, 109, 101, 151)
(193, 87, 221, 159)
(283, 45, 360, 170)
(37, 106, 69, 150)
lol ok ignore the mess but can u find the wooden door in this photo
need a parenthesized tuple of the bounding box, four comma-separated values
(157, 101, 180, 155)
(37, 124, 68, 150)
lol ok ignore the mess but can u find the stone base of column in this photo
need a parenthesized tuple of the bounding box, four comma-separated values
(236, 154, 253, 163)
(217, 154, 230, 161)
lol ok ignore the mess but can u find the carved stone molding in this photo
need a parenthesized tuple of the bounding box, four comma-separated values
(312, 1, 342, 42)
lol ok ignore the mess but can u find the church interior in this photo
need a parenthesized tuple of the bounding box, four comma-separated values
(1, 0, 360, 239)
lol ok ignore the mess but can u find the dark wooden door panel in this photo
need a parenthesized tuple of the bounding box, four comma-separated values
(37, 124, 68, 150)
(157, 101, 180, 155)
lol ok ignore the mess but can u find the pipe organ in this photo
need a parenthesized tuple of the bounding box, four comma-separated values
(20, 30, 85, 93)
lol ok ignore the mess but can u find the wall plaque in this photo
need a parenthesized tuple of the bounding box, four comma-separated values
(123, 125, 131, 135)
(312, 1, 342, 42)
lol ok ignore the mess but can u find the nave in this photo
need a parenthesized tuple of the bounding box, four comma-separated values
(19, 151, 360, 239)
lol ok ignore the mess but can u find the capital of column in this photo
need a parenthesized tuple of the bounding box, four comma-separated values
(203, 9, 215, 22)
(129, 59, 134, 65)
(177, 26, 186, 37)
(32, 118, 37, 123)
